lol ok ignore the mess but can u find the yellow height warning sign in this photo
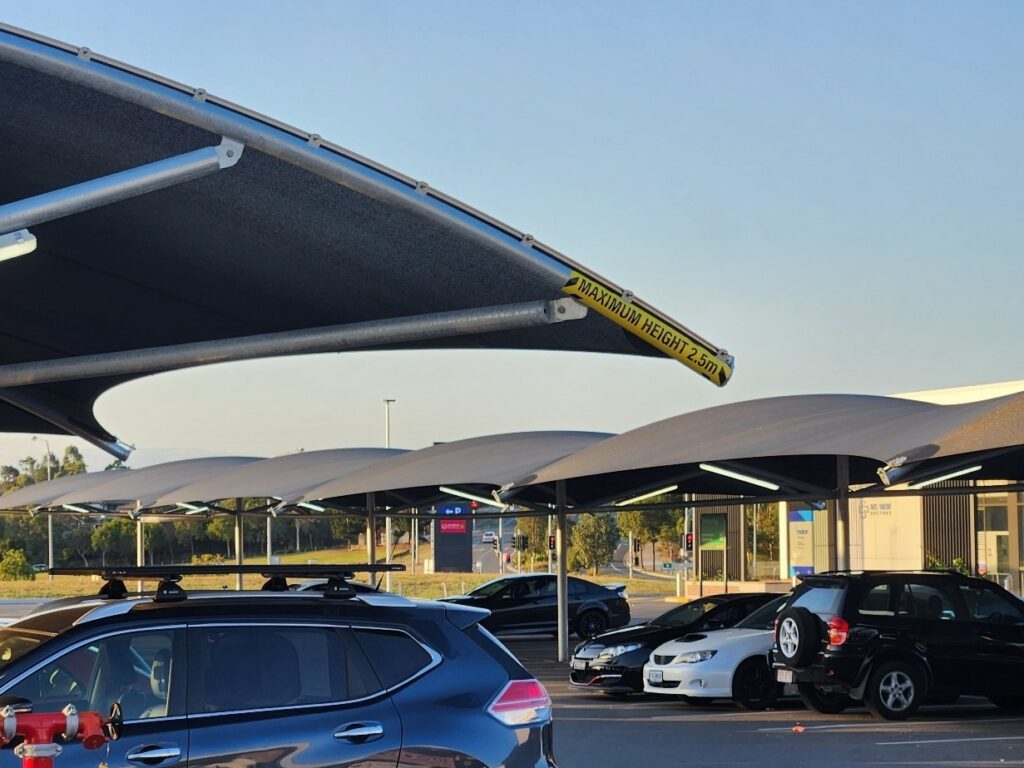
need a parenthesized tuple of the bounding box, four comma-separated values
(562, 270, 734, 387)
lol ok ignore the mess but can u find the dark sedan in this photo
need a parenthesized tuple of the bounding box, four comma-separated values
(440, 574, 630, 637)
(570, 592, 778, 694)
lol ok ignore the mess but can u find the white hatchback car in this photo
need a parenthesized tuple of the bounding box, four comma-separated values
(643, 595, 788, 710)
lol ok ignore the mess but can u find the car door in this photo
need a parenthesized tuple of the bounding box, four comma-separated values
(957, 582, 1024, 695)
(0, 626, 189, 768)
(186, 622, 403, 768)
(904, 579, 973, 693)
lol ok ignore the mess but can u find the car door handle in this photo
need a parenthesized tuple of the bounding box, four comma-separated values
(126, 746, 182, 765)
(334, 722, 384, 743)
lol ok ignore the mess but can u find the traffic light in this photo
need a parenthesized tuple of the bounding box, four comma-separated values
(633, 537, 642, 553)
(685, 532, 694, 553)
(492, 537, 499, 552)
(548, 534, 556, 551)
(513, 534, 529, 551)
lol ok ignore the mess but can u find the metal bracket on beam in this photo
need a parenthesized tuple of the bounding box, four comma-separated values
(0, 298, 589, 388)
(0, 137, 244, 235)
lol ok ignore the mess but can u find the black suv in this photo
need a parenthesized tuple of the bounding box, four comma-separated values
(0, 566, 557, 768)
(772, 571, 1024, 720)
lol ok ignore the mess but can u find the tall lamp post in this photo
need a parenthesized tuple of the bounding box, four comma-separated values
(383, 399, 395, 592)
(31, 436, 53, 581)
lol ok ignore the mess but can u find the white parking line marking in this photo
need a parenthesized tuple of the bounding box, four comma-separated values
(877, 735, 1024, 746)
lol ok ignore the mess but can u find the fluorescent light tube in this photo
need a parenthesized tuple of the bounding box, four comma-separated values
(438, 486, 505, 509)
(699, 463, 780, 491)
(614, 485, 679, 507)
(0, 230, 36, 262)
(908, 465, 982, 490)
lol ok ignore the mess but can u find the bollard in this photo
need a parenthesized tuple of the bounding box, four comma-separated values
(676, 571, 682, 598)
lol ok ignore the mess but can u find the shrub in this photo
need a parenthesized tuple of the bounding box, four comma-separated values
(191, 553, 226, 565)
(0, 549, 35, 581)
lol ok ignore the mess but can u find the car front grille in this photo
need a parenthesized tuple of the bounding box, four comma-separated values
(653, 655, 674, 665)
(648, 679, 680, 689)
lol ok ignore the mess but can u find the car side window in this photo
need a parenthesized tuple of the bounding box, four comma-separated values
(858, 583, 895, 617)
(4, 629, 181, 720)
(906, 582, 961, 621)
(351, 628, 435, 690)
(959, 584, 1024, 625)
(189, 625, 350, 714)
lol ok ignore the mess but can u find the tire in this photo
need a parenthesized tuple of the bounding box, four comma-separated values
(865, 661, 924, 721)
(732, 657, 778, 711)
(576, 610, 608, 638)
(989, 695, 1024, 709)
(797, 682, 852, 714)
(775, 607, 820, 667)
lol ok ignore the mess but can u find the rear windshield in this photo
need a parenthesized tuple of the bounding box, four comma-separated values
(0, 605, 94, 673)
(791, 582, 845, 619)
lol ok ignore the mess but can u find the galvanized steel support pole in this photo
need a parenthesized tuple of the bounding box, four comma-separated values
(0, 299, 587, 389)
(836, 456, 851, 571)
(135, 513, 144, 594)
(47, 514, 54, 582)
(266, 514, 273, 565)
(367, 493, 376, 571)
(556, 480, 569, 663)
(0, 139, 243, 234)
(235, 499, 244, 591)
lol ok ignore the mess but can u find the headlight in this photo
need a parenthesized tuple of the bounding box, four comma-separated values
(672, 650, 717, 664)
(599, 643, 644, 659)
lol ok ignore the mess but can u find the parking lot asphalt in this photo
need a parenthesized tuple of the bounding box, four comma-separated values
(505, 630, 1024, 768)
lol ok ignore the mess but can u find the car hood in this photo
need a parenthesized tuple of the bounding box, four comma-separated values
(578, 620, 698, 650)
(652, 628, 771, 656)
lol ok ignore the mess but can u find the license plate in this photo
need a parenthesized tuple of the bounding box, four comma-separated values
(776, 669, 794, 684)
(571, 659, 588, 671)
(649, 669, 663, 684)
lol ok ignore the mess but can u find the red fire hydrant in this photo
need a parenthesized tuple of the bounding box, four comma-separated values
(0, 705, 109, 768)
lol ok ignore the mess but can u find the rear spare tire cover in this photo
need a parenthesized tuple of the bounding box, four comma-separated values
(775, 606, 819, 667)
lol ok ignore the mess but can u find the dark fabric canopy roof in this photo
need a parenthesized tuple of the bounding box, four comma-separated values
(0, 23, 710, 449)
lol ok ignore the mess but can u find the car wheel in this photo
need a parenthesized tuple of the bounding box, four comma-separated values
(576, 610, 608, 638)
(732, 657, 778, 711)
(775, 607, 819, 667)
(797, 682, 852, 714)
(865, 661, 924, 721)
(989, 695, 1024, 709)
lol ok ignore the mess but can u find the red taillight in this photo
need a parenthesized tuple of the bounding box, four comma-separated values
(487, 679, 552, 726)
(827, 616, 849, 646)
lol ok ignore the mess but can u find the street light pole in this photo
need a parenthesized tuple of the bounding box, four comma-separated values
(32, 436, 53, 581)
(383, 399, 395, 592)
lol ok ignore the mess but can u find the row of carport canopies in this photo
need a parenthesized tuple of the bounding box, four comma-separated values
(4, 391, 1023, 662)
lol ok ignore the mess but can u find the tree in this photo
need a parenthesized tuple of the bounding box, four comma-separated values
(90, 519, 134, 567)
(616, 508, 671, 569)
(570, 514, 619, 575)
(206, 517, 236, 558)
(59, 446, 87, 477)
(746, 503, 779, 578)
(515, 516, 553, 570)
(330, 516, 365, 546)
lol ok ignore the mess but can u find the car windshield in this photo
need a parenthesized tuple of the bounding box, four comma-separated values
(467, 578, 512, 598)
(736, 596, 788, 630)
(652, 599, 721, 627)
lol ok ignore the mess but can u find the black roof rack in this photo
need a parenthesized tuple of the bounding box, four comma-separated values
(50, 564, 405, 603)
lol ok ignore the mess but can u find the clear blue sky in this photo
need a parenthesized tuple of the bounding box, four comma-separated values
(1, 1, 1022, 471)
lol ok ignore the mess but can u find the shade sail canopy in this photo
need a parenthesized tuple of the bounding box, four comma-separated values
(295, 431, 612, 509)
(146, 448, 407, 509)
(0, 23, 731, 456)
(0, 469, 130, 511)
(510, 393, 1024, 505)
(44, 456, 262, 510)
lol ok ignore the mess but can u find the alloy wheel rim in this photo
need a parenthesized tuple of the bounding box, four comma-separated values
(879, 670, 914, 711)
(779, 617, 799, 657)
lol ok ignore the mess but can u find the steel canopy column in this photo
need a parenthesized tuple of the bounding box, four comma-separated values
(234, 498, 244, 591)
(836, 456, 851, 571)
(266, 514, 273, 564)
(135, 507, 144, 593)
(556, 480, 569, 663)
(367, 492, 376, 570)
(47, 514, 54, 582)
